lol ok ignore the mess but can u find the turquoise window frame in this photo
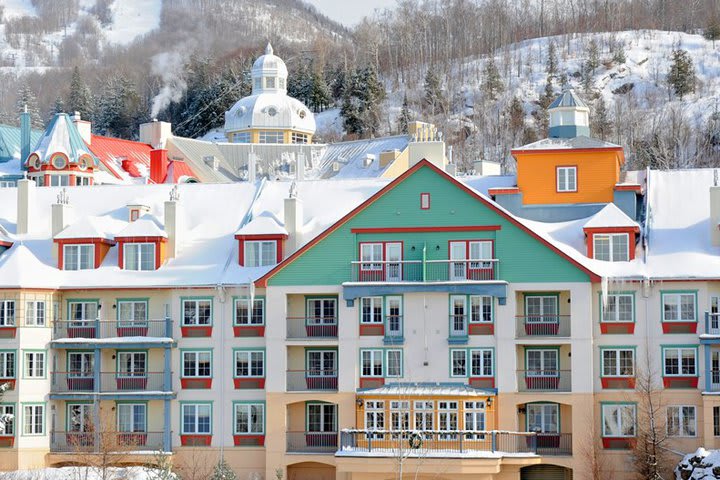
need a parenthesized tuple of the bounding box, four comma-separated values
(359, 348, 404, 378)
(305, 295, 339, 326)
(65, 350, 95, 374)
(232, 348, 266, 379)
(599, 346, 637, 378)
(0, 402, 16, 437)
(661, 344, 699, 377)
(180, 348, 213, 378)
(232, 400, 266, 436)
(179, 401, 213, 435)
(0, 349, 17, 379)
(304, 348, 338, 377)
(449, 347, 495, 378)
(115, 298, 150, 324)
(232, 296, 266, 326)
(524, 346, 561, 376)
(65, 298, 100, 322)
(20, 402, 46, 436)
(115, 400, 148, 432)
(523, 292, 560, 318)
(305, 401, 337, 432)
(524, 401, 561, 432)
(600, 401, 637, 439)
(65, 401, 93, 432)
(598, 291, 636, 323)
(21, 349, 47, 379)
(180, 296, 214, 327)
(115, 349, 149, 377)
(660, 290, 698, 323)
(358, 296, 384, 325)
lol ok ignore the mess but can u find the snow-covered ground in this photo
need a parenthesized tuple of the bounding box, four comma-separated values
(0, 467, 167, 480)
(676, 448, 720, 479)
(1, 0, 36, 19)
(104, 0, 162, 46)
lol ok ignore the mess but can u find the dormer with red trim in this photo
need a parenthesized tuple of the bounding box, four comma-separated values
(235, 217, 288, 267)
(583, 203, 640, 261)
(54, 217, 116, 270)
(114, 216, 168, 271)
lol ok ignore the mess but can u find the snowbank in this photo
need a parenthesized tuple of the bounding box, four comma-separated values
(0, 467, 168, 480)
(675, 448, 720, 479)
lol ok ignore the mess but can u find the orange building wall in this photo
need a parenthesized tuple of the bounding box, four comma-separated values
(515, 149, 623, 205)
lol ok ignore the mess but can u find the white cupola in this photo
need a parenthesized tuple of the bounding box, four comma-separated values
(251, 43, 289, 94)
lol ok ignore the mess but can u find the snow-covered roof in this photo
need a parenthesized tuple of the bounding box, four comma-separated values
(115, 215, 167, 239)
(583, 203, 639, 230)
(251, 43, 289, 89)
(548, 89, 588, 109)
(224, 93, 315, 135)
(235, 215, 287, 236)
(28, 113, 98, 167)
(54, 215, 123, 241)
(513, 135, 621, 151)
(359, 383, 495, 397)
(319, 135, 411, 179)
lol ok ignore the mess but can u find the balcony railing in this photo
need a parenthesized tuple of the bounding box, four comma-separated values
(517, 370, 572, 392)
(50, 431, 164, 453)
(709, 369, 720, 391)
(287, 431, 338, 453)
(287, 317, 338, 339)
(516, 315, 571, 338)
(706, 312, 720, 335)
(51, 372, 168, 393)
(53, 319, 172, 341)
(350, 259, 499, 283)
(338, 430, 572, 456)
(286, 370, 338, 391)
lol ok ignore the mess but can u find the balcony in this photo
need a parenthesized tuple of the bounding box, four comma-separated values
(350, 259, 499, 283)
(287, 317, 338, 340)
(338, 430, 572, 457)
(706, 312, 720, 336)
(52, 319, 172, 341)
(708, 369, 720, 392)
(517, 370, 572, 392)
(287, 431, 338, 453)
(287, 370, 338, 392)
(51, 372, 168, 393)
(516, 315, 571, 338)
(50, 431, 164, 453)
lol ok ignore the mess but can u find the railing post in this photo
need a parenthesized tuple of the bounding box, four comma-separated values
(533, 433, 538, 454)
(459, 431, 464, 453)
(94, 318, 100, 338)
(165, 316, 172, 337)
(367, 432, 372, 452)
(491, 431, 497, 452)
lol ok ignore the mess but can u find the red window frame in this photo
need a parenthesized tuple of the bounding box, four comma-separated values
(448, 240, 495, 280)
(358, 241, 404, 281)
(420, 192, 431, 210)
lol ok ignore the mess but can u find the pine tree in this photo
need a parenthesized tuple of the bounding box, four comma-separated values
(612, 44, 626, 65)
(539, 77, 555, 110)
(587, 39, 600, 73)
(15, 84, 43, 128)
(581, 61, 594, 93)
(47, 96, 65, 123)
(592, 96, 613, 141)
(423, 68, 444, 115)
(397, 93, 413, 134)
(667, 49, 696, 100)
(546, 40, 558, 78)
(507, 96, 524, 135)
(341, 64, 386, 138)
(310, 69, 332, 112)
(67, 66, 94, 120)
(95, 76, 143, 138)
(482, 57, 503, 101)
(210, 459, 236, 480)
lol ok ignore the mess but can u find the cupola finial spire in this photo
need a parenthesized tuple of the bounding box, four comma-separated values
(265, 42, 273, 55)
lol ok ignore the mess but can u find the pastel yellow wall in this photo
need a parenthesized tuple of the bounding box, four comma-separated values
(514, 150, 622, 205)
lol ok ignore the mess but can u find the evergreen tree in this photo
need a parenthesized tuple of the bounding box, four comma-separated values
(546, 40, 558, 78)
(592, 96, 613, 140)
(581, 61, 594, 93)
(210, 459, 236, 480)
(423, 68, 444, 115)
(667, 49, 696, 100)
(67, 66, 94, 120)
(310, 69, 332, 112)
(612, 44, 626, 64)
(587, 39, 600, 73)
(15, 84, 43, 128)
(397, 93, 413, 134)
(705, 18, 720, 47)
(47, 96, 65, 123)
(95, 76, 144, 138)
(341, 64, 386, 137)
(482, 57, 503, 101)
(507, 96, 524, 135)
(539, 77, 555, 110)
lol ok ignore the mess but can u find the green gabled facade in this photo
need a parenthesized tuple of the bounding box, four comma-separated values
(260, 160, 596, 289)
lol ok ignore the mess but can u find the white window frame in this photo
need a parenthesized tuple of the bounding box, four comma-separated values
(234, 403, 264, 435)
(602, 294, 634, 322)
(469, 295, 493, 323)
(527, 403, 559, 433)
(123, 243, 156, 271)
(593, 233, 629, 262)
(23, 352, 45, 378)
(117, 300, 148, 327)
(601, 349, 635, 377)
(602, 403, 636, 438)
(0, 301, 15, 326)
(0, 404, 14, 435)
(68, 403, 93, 433)
(556, 166, 577, 192)
(438, 401, 458, 438)
(25, 301, 45, 326)
(414, 401, 434, 431)
(667, 405, 696, 437)
(257, 131, 284, 144)
(471, 349, 494, 377)
(662, 293, 697, 322)
(306, 298, 337, 325)
(234, 298, 265, 326)
(391, 401, 410, 431)
(63, 244, 94, 271)
(182, 351, 212, 378)
(234, 350, 265, 378)
(364, 400, 385, 432)
(22, 404, 44, 435)
(68, 301, 98, 325)
(244, 240, 277, 267)
(361, 349, 384, 377)
(464, 401, 486, 433)
(386, 349, 403, 377)
(663, 347, 697, 377)
(181, 403, 211, 435)
(117, 351, 146, 377)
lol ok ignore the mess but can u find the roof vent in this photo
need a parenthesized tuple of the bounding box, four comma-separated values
(363, 154, 375, 168)
(204, 155, 219, 171)
(332, 161, 340, 172)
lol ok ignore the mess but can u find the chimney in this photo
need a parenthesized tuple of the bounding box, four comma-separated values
(51, 189, 73, 260)
(296, 152, 305, 181)
(150, 149, 169, 184)
(72, 112, 92, 146)
(164, 186, 182, 259)
(711, 183, 720, 246)
(20, 107, 30, 169)
(16, 178, 35, 235)
(284, 189, 303, 255)
(139, 119, 172, 149)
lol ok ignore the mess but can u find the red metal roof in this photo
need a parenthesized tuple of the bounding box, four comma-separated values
(88, 135, 153, 179)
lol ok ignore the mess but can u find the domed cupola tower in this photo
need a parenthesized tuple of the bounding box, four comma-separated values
(224, 43, 316, 144)
(25, 113, 98, 186)
(548, 89, 590, 139)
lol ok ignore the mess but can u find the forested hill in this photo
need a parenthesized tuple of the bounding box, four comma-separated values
(1, 0, 719, 172)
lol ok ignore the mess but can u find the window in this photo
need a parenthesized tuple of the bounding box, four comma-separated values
(23, 352, 45, 378)
(234, 132, 251, 143)
(391, 401, 410, 431)
(451, 349, 494, 377)
(663, 347, 697, 376)
(49, 175, 70, 187)
(414, 401, 433, 430)
(68, 404, 92, 433)
(0, 301, 15, 326)
(714, 406, 720, 437)
(76, 176, 90, 186)
(118, 403, 146, 433)
(118, 301, 147, 326)
(667, 406, 696, 437)
(22, 404, 44, 435)
(258, 131, 284, 144)
(420, 193, 430, 210)
(527, 403, 558, 433)
(307, 298, 337, 325)
(307, 350, 336, 377)
(470, 296, 492, 323)
(526, 295, 558, 323)
(662, 293, 696, 322)
(593, 233, 629, 262)
(182, 351, 211, 378)
(68, 301, 98, 324)
(182, 299, 212, 326)
(360, 297, 383, 324)
(464, 401, 486, 434)
(244, 240, 277, 267)
(25, 301, 45, 326)
(438, 401, 458, 438)
(602, 294, 634, 322)
(291, 132, 308, 144)
(117, 352, 146, 377)
(386, 296, 403, 336)
(0, 352, 15, 379)
(279, 78, 286, 90)
(0, 405, 14, 435)
(449, 240, 493, 281)
(602, 349, 635, 377)
(234, 350, 264, 378)
(361, 349, 402, 377)
(526, 349, 558, 376)
(365, 400, 384, 433)
(234, 298, 264, 325)
(556, 166, 577, 192)
(307, 403, 336, 432)
(602, 404, 636, 437)
(123, 243, 155, 271)
(234, 403, 264, 435)
(68, 352, 93, 377)
(265, 77, 276, 89)
(181, 404, 211, 434)
(360, 243, 383, 272)
(451, 349, 467, 377)
(386, 349, 402, 377)
(450, 295, 467, 337)
(63, 245, 94, 270)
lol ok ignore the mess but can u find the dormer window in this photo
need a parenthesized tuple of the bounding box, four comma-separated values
(593, 233, 629, 262)
(556, 166, 577, 192)
(123, 243, 156, 271)
(245, 240, 277, 267)
(63, 244, 94, 270)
